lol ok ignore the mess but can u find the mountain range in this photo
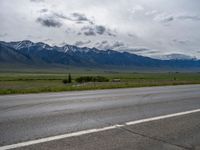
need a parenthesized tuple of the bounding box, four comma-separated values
(0, 40, 200, 71)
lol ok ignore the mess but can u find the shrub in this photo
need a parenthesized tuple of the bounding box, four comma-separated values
(75, 76, 109, 83)
(62, 79, 68, 84)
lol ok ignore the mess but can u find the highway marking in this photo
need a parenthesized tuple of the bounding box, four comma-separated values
(1, 108, 200, 150)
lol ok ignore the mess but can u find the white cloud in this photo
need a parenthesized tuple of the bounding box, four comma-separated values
(130, 5, 144, 14)
(0, 0, 200, 58)
(153, 13, 174, 23)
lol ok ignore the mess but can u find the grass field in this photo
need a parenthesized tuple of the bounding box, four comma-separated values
(0, 70, 200, 95)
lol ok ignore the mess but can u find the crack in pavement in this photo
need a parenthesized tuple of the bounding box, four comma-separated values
(92, 116, 192, 150)
(120, 126, 191, 150)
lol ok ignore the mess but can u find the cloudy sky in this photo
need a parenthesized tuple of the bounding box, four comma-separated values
(0, 0, 200, 58)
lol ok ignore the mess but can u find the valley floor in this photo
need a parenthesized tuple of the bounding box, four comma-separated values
(0, 70, 200, 95)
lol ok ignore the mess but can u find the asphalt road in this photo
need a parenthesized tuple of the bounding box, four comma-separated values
(0, 85, 200, 150)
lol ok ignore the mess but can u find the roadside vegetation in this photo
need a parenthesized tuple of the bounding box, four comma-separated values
(75, 76, 109, 83)
(0, 70, 200, 95)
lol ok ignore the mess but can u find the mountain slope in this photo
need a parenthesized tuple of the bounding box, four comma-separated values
(0, 43, 32, 64)
(0, 40, 200, 70)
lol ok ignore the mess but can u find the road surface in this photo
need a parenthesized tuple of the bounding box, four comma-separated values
(0, 85, 200, 150)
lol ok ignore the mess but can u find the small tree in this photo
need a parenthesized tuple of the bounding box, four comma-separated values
(68, 73, 72, 83)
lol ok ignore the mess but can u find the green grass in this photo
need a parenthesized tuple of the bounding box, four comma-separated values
(0, 71, 200, 95)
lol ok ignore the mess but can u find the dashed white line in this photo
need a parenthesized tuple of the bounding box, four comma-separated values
(1, 108, 200, 150)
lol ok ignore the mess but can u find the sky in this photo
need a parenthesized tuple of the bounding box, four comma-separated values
(0, 0, 200, 58)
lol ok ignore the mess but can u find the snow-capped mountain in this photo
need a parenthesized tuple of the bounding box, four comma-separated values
(0, 40, 200, 70)
(6, 40, 34, 50)
(2, 40, 96, 53)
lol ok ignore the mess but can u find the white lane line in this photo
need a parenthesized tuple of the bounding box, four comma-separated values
(1, 108, 200, 150)
(126, 108, 200, 125)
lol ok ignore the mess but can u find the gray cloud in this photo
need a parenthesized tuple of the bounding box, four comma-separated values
(173, 39, 190, 45)
(120, 48, 159, 55)
(154, 13, 174, 23)
(77, 32, 82, 35)
(96, 41, 125, 50)
(80, 25, 116, 36)
(65, 27, 76, 34)
(53, 12, 68, 20)
(74, 40, 91, 46)
(95, 41, 158, 55)
(36, 10, 116, 37)
(128, 33, 137, 38)
(145, 51, 159, 54)
(160, 53, 195, 60)
(101, 40, 108, 44)
(71, 13, 94, 24)
(105, 28, 117, 37)
(81, 26, 96, 36)
(111, 41, 125, 49)
(154, 12, 200, 23)
(44, 12, 94, 25)
(161, 16, 174, 22)
(40, 8, 48, 13)
(95, 40, 109, 49)
(129, 48, 150, 52)
(107, 32, 116, 37)
(51, 12, 116, 37)
(36, 17, 62, 28)
(177, 15, 200, 21)
(95, 25, 106, 35)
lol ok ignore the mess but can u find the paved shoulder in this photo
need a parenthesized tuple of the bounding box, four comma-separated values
(15, 112, 200, 150)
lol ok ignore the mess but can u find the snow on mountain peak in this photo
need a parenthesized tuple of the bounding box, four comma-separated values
(13, 40, 34, 50)
(62, 44, 90, 53)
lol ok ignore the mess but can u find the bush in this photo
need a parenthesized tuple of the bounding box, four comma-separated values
(62, 79, 68, 84)
(75, 76, 109, 83)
